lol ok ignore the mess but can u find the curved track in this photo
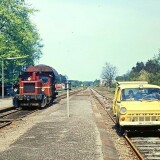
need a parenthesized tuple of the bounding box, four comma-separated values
(92, 87, 160, 160)
(90, 88, 144, 160)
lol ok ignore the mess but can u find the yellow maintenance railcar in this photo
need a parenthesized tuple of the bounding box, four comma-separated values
(113, 81, 160, 133)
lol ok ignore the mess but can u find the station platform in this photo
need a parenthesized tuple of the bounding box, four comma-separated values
(0, 97, 13, 112)
(0, 89, 119, 160)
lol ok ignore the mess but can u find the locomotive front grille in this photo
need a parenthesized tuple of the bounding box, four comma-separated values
(23, 83, 35, 93)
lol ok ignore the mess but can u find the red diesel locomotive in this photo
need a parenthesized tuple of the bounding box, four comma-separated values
(13, 64, 59, 108)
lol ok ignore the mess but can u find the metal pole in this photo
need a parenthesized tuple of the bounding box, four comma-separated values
(67, 83, 70, 117)
(2, 59, 4, 98)
(1, 56, 28, 99)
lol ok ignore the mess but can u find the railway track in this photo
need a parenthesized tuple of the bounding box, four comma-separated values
(56, 88, 82, 102)
(130, 137, 160, 160)
(0, 108, 22, 118)
(0, 88, 83, 129)
(0, 109, 38, 129)
(92, 87, 160, 160)
(90, 88, 143, 160)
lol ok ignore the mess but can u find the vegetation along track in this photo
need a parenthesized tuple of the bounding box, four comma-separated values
(90, 88, 144, 160)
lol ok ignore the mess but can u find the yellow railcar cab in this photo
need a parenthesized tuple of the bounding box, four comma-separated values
(113, 81, 160, 131)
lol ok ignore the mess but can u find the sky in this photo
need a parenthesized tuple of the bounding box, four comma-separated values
(27, 0, 160, 81)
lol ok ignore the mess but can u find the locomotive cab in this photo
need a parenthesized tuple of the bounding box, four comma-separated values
(13, 65, 59, 109)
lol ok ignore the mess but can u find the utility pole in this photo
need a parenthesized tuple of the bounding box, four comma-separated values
(1, 56, 28, 98)
(65, 81, 71, 117)
(2, 59, 4, 98)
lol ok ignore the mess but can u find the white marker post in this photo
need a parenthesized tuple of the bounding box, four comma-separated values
(65, 81, 71, 117)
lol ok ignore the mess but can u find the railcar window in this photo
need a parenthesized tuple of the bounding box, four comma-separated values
(121, 88, 160, 101)
(24, 83, 35, 93)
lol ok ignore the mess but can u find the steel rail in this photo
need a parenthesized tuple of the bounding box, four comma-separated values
(0, 108, 22, 118)
(90, 88, 144, 160)
(125, 135, 144, 160)
(0, 109, 38, 129)
(0, 88, 84, 129)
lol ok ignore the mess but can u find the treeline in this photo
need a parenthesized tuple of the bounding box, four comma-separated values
(0, 0, 42, 84)
(116, 54, 160, 85)
(68, 80, 93, 88)
(0, 0, 85, 87)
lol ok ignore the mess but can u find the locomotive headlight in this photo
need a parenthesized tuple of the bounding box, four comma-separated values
(41, 88, 45, 92)
(14, 88, 18, 92)
(120, 107, 127, 114)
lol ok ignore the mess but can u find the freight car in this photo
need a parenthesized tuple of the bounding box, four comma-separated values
(113, 81, 160, 133)
(13, 64, 59, 108)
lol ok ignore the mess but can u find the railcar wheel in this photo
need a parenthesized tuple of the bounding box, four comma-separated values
(119, 126, 125, 134)
(115, 117, 125, 134)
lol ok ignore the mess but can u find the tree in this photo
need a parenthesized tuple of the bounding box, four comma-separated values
(58, 74, 67, 83)
(132, 62, 144, 72)
(137, 70, 149, 81)
(0, 0, 43, 84)
(82, 81, 93, 87)
(101, 62, 117, 88)
(70, 80, 83, 88)
(116, 71, 131, 81)
(93, 79, 100, 86)
(149, 73, 160, 85)
(145, 59, 160, 73)
(115, 52, 160, 85)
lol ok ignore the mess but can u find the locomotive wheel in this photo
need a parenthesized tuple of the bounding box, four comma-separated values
(13, 98, 20, 108)
(40, 96, 47, 108)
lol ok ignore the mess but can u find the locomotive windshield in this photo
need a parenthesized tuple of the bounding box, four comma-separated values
(20, 73, 31, 81)
(121, 88, 160, 101)
(39, 75, 48, 83)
